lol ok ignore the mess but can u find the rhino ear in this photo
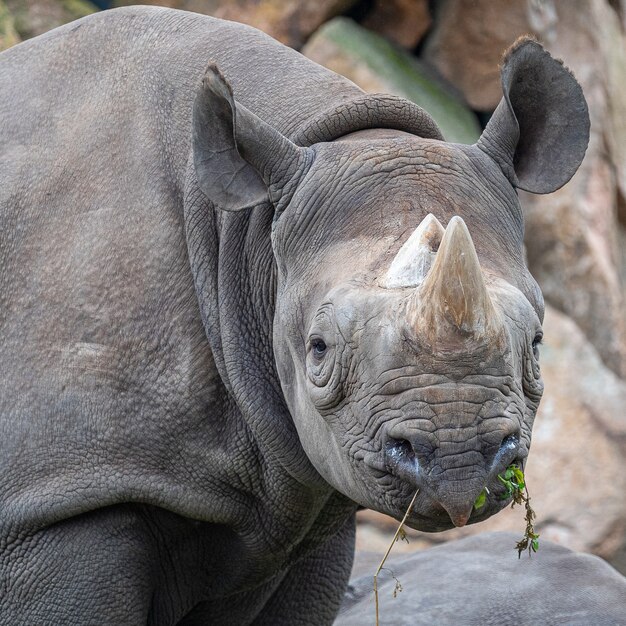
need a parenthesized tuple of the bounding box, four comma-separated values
(477, 37, 590, 194)
(193, 64, 309, 212)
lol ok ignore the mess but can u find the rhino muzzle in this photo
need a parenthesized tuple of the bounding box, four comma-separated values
(384, 426, 521, 527)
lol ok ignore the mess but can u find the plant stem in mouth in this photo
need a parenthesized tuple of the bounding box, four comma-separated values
(373, 489, 419, 626)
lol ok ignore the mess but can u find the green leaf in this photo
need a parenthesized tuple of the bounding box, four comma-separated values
(512, 467, 525, 488)
(474, 489, 487, 510)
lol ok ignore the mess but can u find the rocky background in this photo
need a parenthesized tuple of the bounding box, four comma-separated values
(2, 0, 625, 573)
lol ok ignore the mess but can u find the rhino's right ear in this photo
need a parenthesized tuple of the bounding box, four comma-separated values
(193, 64, 310, 212)
(477, 37, 590, 194)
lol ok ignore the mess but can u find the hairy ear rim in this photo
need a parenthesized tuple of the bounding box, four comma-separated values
(477, 37, 590, 195)
(505, 38, 590, 194)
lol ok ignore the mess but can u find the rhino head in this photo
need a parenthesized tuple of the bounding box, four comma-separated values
(192, 38, 589, 531)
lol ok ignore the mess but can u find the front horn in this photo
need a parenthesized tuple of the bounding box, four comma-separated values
(416, 216, 501, 340)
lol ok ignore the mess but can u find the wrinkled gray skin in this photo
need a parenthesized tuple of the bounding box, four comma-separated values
(339, 533, 626, 625)
(0, 7, 589, 626)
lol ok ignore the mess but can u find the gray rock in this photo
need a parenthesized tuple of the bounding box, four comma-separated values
(339, 532, 626, 625)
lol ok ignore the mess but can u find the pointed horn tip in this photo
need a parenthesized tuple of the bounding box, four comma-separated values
(437, 215, 480, 268)
(422, 213, 444, 228)
(420, 214, 445, 246)
(381, 214, 446, 289)
(445, 215, 471, 239)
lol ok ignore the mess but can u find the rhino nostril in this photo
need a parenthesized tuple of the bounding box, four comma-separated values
(499, 433, 519, 454)
(386, 437, 415, 464)
(491, 432, 520, 473)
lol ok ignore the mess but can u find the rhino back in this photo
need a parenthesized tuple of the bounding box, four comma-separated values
(0, 7, 368, 532)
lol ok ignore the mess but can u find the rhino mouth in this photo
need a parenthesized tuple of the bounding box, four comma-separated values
(369, 433, 524, 531)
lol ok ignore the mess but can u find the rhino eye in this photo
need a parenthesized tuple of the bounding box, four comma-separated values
(532, 332, 543, 358)
(311, 338, 327, 359)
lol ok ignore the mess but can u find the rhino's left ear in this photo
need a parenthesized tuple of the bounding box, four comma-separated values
(477, 37, 590, 194)
(193, 64, 310, 212)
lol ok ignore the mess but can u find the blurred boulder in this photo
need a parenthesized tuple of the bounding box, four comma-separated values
(341, 533, 626, 625)
(422, 0, 553, 111)
(6, 0, 97, 40)
(302, 17, 481, 143)
(521, 178, 626, 381)
(423, 0, 626, 377)
(0, 0, 20, 51)
(112, 0, 358, 49)
(361, 0, 431, 50)
(521, 0, 626, 378)
(357, 306, 626, 560)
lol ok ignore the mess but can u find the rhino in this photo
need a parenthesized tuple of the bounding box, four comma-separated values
(0, 6, 589, 625)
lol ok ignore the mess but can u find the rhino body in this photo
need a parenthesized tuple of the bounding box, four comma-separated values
(0, 6, 589, 625)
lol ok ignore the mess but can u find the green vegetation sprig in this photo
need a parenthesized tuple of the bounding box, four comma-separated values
(473, 464, 539, 557)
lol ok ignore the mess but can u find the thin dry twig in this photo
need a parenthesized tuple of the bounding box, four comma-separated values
(512, 484, 539, 558)
(373, 489, 419, 626)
